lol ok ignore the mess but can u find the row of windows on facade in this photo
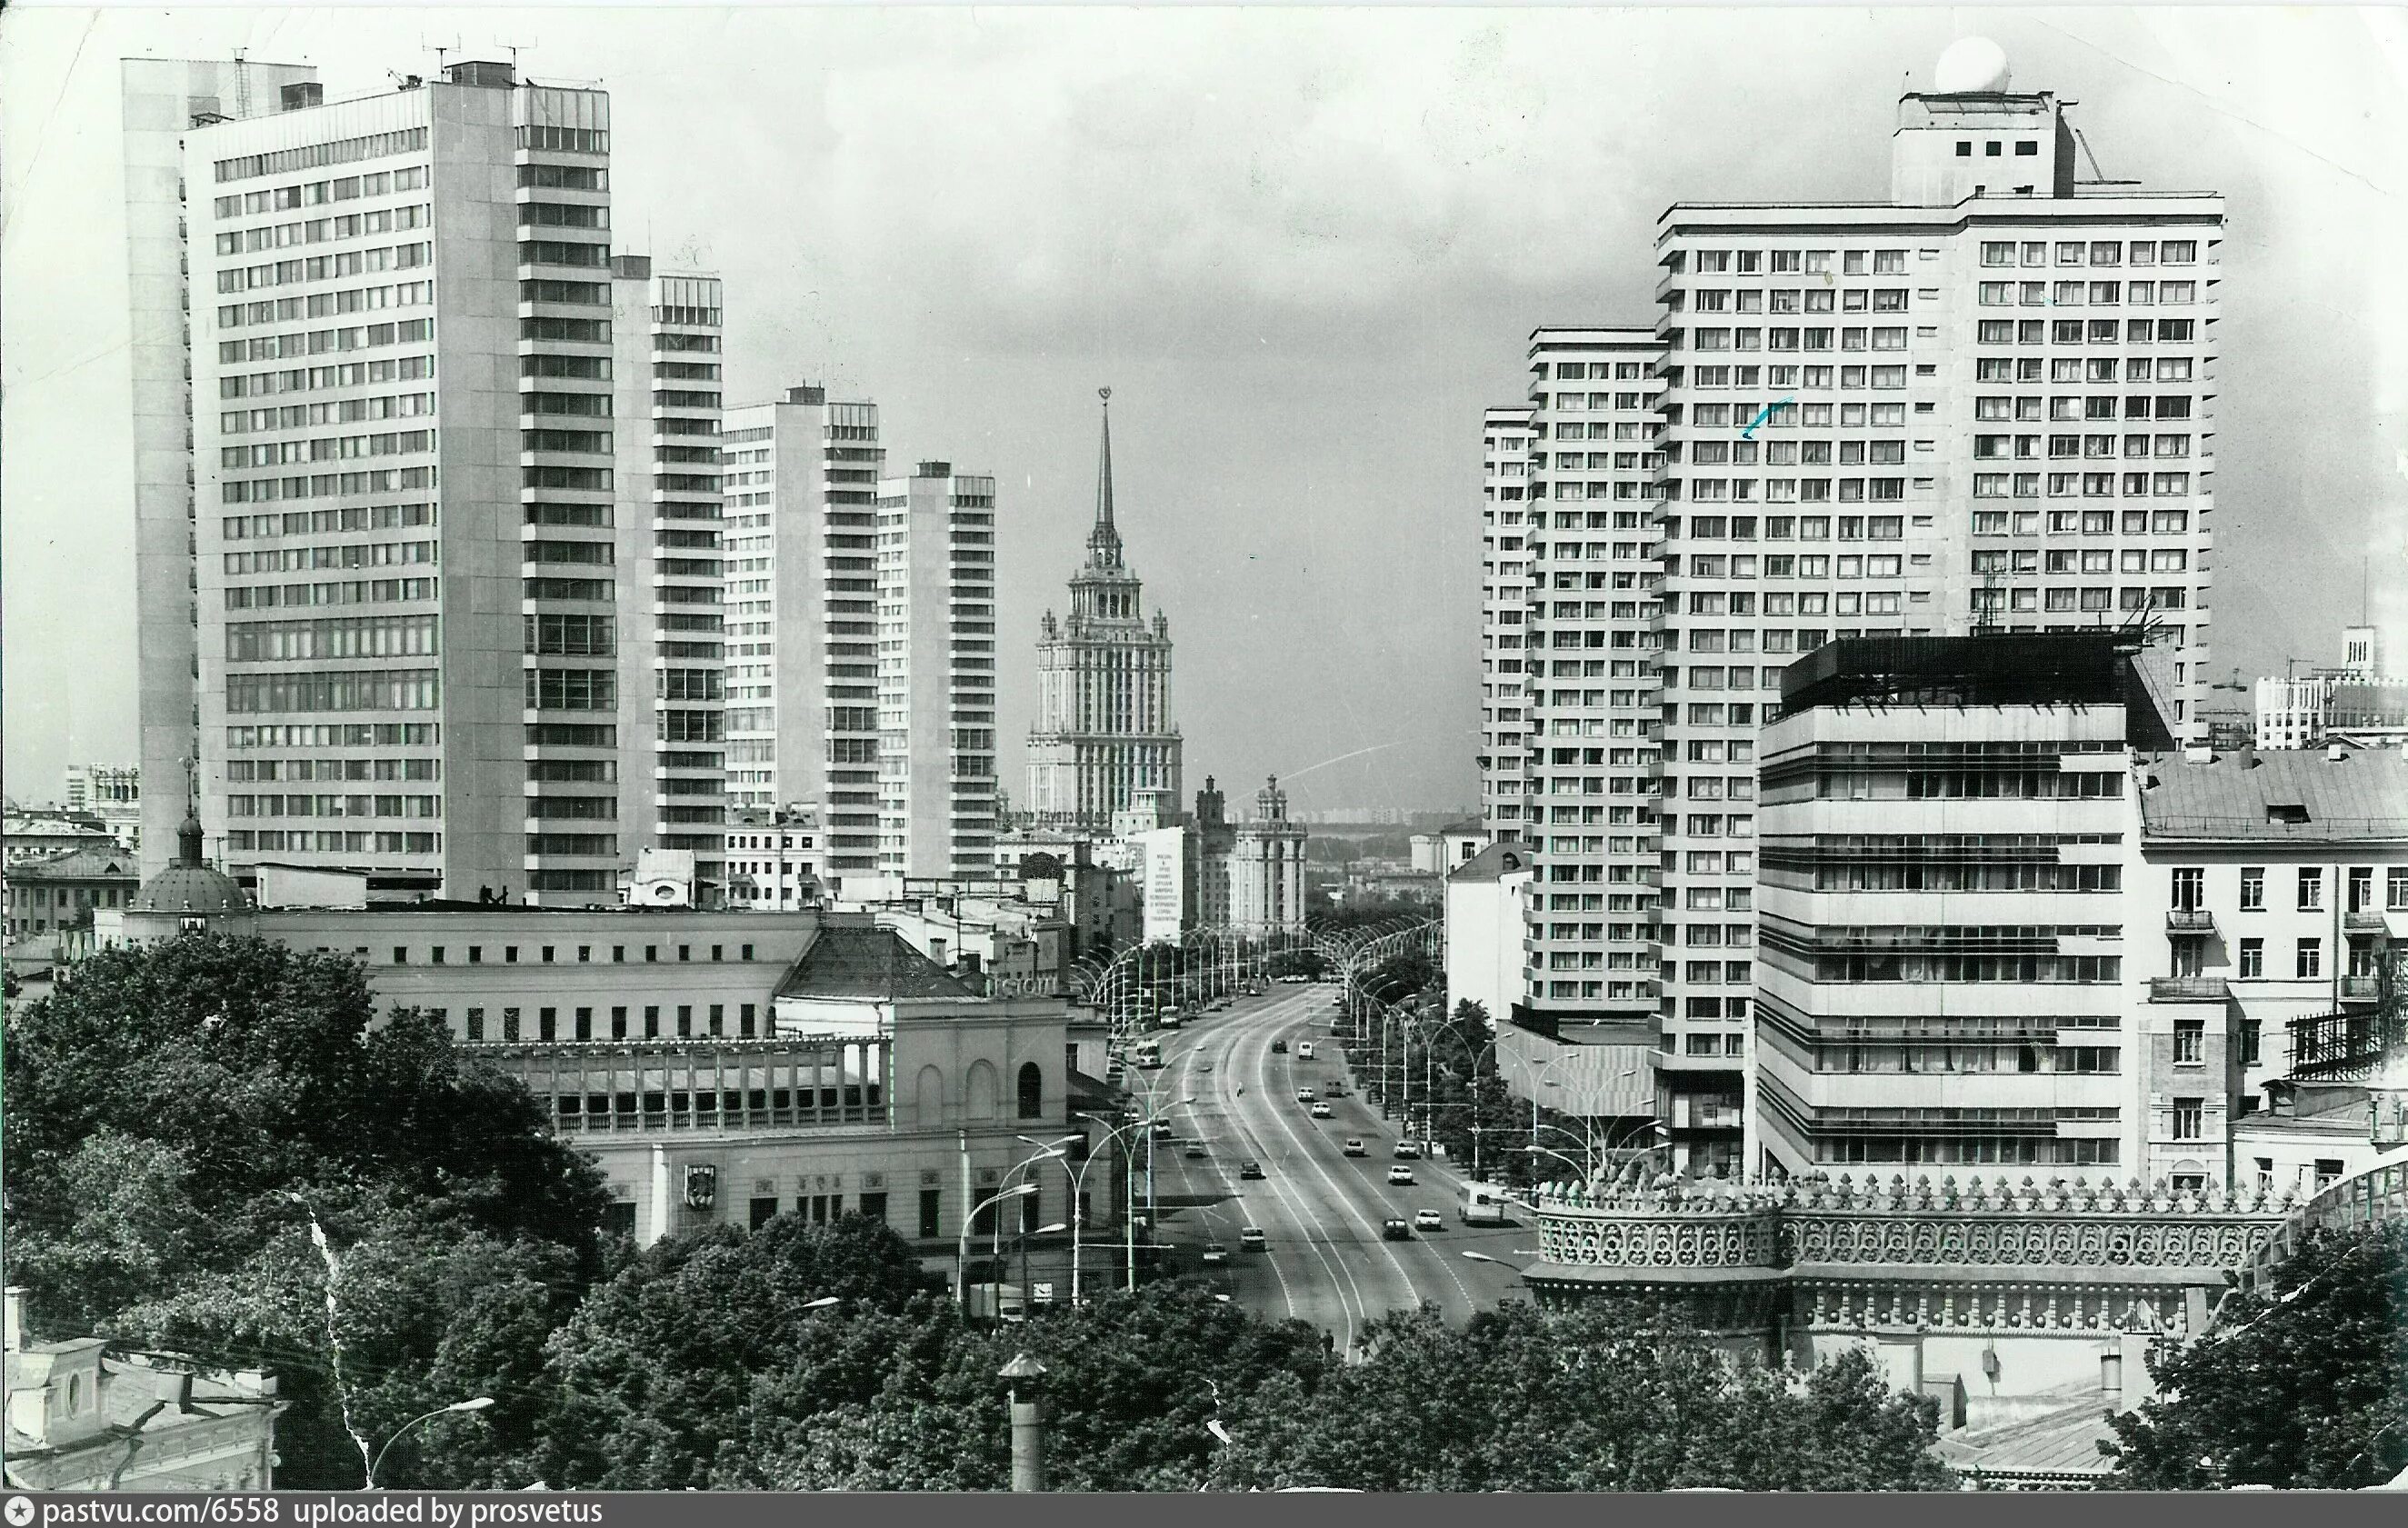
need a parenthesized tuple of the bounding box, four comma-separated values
(2172, 864, 2406, 913)
(1680, 288, 1913, 314)
(217, 355, 441, 408)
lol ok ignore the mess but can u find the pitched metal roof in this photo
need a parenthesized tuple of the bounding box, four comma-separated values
(2139, 747, 2408, 842)
(5, 847, 135, 881)
(773, 924, 974, 1002)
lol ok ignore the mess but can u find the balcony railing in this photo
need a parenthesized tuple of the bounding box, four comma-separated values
(2339, 974, 2381, 1003)
(2165, 908, 2216, 934)
(2287, 1004, 2403, 1081)
(2343, 910, 2388, 934)
(2150, 975, 2229, 1003)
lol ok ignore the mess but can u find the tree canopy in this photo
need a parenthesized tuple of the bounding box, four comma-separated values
(2102, 1220, 2407, 1489)
(3, 933, 612, 1487)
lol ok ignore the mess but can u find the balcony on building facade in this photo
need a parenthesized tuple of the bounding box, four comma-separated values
(2149, 975, 2229, 1004)
(2339, 974, 2381, 1004)
(2342, 910, 2388, 935)
(2287, 1004, 2405, 1082)
(2164, 908, 2215, 934)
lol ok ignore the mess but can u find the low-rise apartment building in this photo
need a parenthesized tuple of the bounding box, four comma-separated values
(2133, 744, 2406, 1187)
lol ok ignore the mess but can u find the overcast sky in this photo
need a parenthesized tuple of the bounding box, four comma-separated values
(5, 5, 2403, 816)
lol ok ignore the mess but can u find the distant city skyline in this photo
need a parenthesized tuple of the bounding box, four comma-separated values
(5, 7, 2403, 821)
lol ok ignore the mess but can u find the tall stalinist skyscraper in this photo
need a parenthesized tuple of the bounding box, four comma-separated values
(1025, 391, 1183, 833)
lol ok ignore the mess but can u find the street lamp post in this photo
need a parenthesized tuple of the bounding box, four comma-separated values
(956, 1182, 1039, 1313)
(366, 1396, 494, 1490)
(1074, 1097, 1191, 1298)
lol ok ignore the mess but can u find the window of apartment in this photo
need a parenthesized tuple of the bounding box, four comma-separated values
(2315, 1159, 2344, 1191)
(541, 946, 555, 964)
(2298, 868, 2323, 911)
(2297, 938, 2323, 979)
(2240, 1019, 2262, 1066)
(2238, 937, 2263, 979)
(644, 1004, 661, 1039)
(2347, 866, 2374, 912)
(502, 1008, 521, 1043)
(2239, 867, 2264, 911)
(919, 1189, 943, 1239)
(2391, 866, 2408, 910)
(2171, 866, 2203, 911)
(467, 945, 484, 964)
(465, 1006, 485, 1043)
(537, 1007, 557, 1043)
(2172, 1097, 2203, 1140)
(676, 1004, 694, 1037)
(610, 1005, 628, 1040)
(2173, 1019, 2204, 1064)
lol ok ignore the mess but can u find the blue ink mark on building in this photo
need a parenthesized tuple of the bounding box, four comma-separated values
(1742, 395, 1794, 440)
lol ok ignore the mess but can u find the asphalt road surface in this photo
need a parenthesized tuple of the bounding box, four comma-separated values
(1120, 983, 1534, 1356)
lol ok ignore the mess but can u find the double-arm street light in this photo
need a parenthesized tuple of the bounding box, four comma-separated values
(956, 1182, 1039, 1311)
(1074, 1095, 1193, 1299)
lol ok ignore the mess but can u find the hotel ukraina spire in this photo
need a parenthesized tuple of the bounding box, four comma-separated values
(1025, 390, 1184, 833)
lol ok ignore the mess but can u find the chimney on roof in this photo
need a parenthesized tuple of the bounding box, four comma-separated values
(787, 384, 826, 405)
(279, 82, 323, 112)
(918, 461, 952, 478)
(2327, 744, 2348, 763)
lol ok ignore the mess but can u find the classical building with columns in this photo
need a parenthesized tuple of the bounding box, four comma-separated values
(1025, 391, 1184, 834)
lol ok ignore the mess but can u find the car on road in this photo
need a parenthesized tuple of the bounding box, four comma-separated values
(1297, 1041, 1315, 1059)
(1184, 1143, 1207, 1159)
(1309, 1102, 1334, 1119)
(1270, 1039, 1288, 1054)
(1239, 1226, 1267, 1252)
(1201, 1243, 1228, 1265)
(1392, 1141, 1422, 1160)
(1239, 1161, 1264, 1180)
(1381, 1217, 1412, 1242)
(1414, 1209, 1444, 1233)
(1342, 1138, 1366, 1156)
(1322, 1083, 1344, 1099)
(1152, 1121, 1174, 1138)
(1295, 1088, 1316, 1104)
(1386, 1165, 1416, 1186)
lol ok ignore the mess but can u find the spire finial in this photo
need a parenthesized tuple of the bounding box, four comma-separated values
(1087, 386, 1123, 567)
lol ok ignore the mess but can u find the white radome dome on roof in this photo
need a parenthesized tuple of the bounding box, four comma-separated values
(1934, 36, 2012, 93)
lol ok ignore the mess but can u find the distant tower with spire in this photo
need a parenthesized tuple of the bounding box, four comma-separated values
(1025, 389, 1184, 833)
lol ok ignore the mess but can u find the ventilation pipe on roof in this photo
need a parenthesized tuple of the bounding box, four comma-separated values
(2327, 744, 2348, 763)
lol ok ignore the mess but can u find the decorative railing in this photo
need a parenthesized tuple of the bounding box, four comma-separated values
(2164, 908, 2216, 934)
(2150, 975, 2229, 1003)
(1531, 1172, 2291, 1275)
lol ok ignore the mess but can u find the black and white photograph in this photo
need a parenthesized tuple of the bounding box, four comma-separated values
(0, 0, 2403, 1499)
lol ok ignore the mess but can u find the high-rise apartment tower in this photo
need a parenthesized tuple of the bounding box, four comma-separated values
(875, 462, 1000, 880)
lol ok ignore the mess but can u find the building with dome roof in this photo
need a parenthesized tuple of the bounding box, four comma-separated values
(126, 814, 255, 929)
